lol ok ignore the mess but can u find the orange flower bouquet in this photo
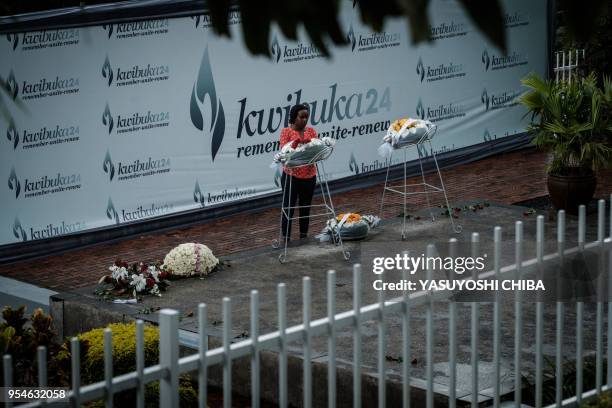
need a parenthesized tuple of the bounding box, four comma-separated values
(317, 212, 380, 242)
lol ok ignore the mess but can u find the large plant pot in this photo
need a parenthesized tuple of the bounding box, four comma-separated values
(547, 172, 597, 215)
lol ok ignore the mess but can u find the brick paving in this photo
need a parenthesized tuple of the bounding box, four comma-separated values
(1, 147, 610, 292)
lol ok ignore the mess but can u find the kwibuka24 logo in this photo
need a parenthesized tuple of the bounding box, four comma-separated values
(416, 57, 425, 82)
(102, 103, 114, 133)
(270, 35, 282, 63)
(102, 56, 114, 86)
(347, 24, 356, 52)
(103, 150, 116, 181)
(12, 217, 27, 242)
(481, 50, 490, 71)
(416, 99, 425, 120)
(6, 34, 19, 50)
(102, 24, 114, 38)
(193, 180, 205, 207)
(6, 70, 18, 99)
(106, 197, 120, 224)
(349, 152, 360, 175)
(8, 166, 21, 198)
(190, 46, 226, 162)
(481, 89, 490, 110)
(6, 121, 19, 149)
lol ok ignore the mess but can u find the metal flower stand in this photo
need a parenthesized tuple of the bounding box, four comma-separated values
(272, 146, 350, 263)
(379, 123, 462, 240)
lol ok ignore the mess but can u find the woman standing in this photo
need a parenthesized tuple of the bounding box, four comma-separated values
(279, 103, 318, 240)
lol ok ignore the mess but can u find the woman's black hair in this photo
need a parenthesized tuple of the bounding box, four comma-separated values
(288, 103, 309, 124)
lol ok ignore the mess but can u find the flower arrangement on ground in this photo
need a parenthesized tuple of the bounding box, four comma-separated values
(97, 259, 171, 299)
(378, 118, 435, 157)
(272, 137, 336, 168)
(96, 243, 219, 301)
(163, 242, 219, 278)
(316, 212, 380, 242)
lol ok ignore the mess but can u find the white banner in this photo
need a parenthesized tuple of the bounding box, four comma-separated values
(0, 0, 547, 246)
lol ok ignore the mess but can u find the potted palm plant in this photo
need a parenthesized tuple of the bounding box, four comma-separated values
(519, 72, 612, 214)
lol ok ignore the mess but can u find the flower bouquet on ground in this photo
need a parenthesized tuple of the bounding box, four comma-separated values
(378, 118, 435, 158)
(163, 242, 219, 278)
(272, 137, 335, 168)
(96, 259, 171, 301)
(316, 212, 381, 242)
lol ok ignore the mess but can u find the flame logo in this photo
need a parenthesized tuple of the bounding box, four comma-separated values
(6, 34, 18, 51)
(190, 46, 226, 162)
(193, 180, 205, 207)
(12, 217, 27, 242)
(349, 152, 360, 175)
(416, 57, 425, 82)
(347, 24, 356, 52)
(273, 167, 282, 188)
(102, 103, 114, 134)
(192, 15, 201, 28)
(102, 24, 114, 38)
(6, 121, 19, 149)
(483, 129, 492, 142)
(481, 49, 490, 71)
(416, 99, 425, 120)
(270, 35, 282, 63)
(106, 197, 120, 224)
(102, 56, 114, 86)
(103, 150, 115, 181)
(7, 69, 18, 100)
(481, 89, 490, 111)
(8, 166, 20, 198)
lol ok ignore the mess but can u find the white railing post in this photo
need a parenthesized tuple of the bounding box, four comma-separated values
(4, 354, 13, 408)
(104, 328, 113, 408)
(402, 251, 411, 408)
(328, 270, 337, 408)
(471, 233, 480, 408)
(515, 221, 523, 408)
(198, 305, 208, 408)
(493, 227, 502, 408)
(278, 283, 288, 408)
(250, 292, 260, 408)
(353, 265, 362, 408)
(222, 298, 232, 408)
(303, 277, 312, 408)
(535, 216, 544, 408)
(136, 319, 145, 408)
(556, 210, 565, 406)
(378, 268, 386, 408)
(159, 309, 179, 408)
(71, 337, 81, 408)
(576, 205, 586, 404)
(426, 243, 435, 408)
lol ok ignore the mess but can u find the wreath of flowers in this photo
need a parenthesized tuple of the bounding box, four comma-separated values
(272, 137, 336, 167)
(96, 243, 219, 301)
(163, 243, 219, 278)
(97, 259, 171, 299)
(317, 212, 380, 242)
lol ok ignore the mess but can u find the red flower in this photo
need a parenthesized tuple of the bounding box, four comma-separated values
(291, 140, 301, 149)
(146, 278, 155, 288)
(158, 271, 168, 280)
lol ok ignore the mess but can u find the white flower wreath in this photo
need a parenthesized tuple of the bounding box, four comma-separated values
(163, 243, 219, 277)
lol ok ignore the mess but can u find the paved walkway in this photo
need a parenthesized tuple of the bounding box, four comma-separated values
(1, 147, 610, 292)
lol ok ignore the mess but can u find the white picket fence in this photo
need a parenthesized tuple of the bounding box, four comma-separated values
(4, 195, 612, 408)
(554, 49, 585, 83)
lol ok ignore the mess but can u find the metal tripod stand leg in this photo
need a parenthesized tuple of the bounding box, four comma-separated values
(402, 148, 408, 240)
(319, 162, 350, 261)
(379, 153, 393, 220)
(417, 146, 435, 222)
(429, 140, 462, 233)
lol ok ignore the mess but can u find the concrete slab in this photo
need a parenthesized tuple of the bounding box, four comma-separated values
(52, 200, 608, 406)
